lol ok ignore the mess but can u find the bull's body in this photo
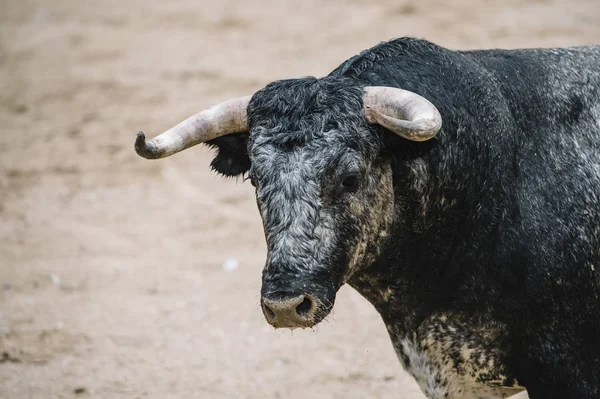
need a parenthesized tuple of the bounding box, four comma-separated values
(333, 39, 600, 398)
(137, 38, 600, 398)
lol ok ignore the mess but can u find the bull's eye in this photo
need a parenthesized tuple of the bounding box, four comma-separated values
(339, 172, 360, 195)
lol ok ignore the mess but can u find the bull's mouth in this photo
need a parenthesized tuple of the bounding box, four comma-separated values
(260, 292, 334, 329)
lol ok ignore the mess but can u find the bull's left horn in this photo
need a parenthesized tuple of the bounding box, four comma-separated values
(135, 96, 252, 159)
(363, 86, 442, 142)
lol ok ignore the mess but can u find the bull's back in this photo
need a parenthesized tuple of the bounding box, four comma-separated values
(464, 46, 600, 139)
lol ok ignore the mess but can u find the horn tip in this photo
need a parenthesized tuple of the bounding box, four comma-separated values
(134, 131, 159, 159)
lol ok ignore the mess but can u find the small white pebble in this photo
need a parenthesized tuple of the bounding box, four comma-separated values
(222, 258, 239, 272)
(50, 274, 61, 286)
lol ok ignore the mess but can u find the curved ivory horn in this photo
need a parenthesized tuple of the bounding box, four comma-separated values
(135, 96, 252, 159)
(363, 86, 442, 141)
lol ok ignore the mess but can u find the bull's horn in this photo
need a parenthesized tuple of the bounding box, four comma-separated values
(135, 96, 252, 159)
(363, 86, 442, 141)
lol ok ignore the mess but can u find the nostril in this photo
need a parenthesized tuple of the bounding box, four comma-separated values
(263, 303, 276, 320)
(295, 296, 313, 317)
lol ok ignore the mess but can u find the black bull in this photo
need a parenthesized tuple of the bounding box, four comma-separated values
(135, 38, 600, 398)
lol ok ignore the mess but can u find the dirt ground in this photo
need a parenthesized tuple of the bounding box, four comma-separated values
(0, 0, 598, 398)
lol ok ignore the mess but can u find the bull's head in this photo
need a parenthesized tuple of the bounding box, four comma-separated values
(135, 76, 441, 328)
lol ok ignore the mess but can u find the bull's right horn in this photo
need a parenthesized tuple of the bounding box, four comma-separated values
(135, 96, 252, 159)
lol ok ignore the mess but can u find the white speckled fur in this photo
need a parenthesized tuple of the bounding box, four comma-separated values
(388, 316, 525, 399)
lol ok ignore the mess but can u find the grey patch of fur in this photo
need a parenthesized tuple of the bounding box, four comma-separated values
(248, 77, 392, 298)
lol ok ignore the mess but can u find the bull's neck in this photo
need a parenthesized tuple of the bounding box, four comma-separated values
(347, 158, 516, 334)
(347, 267, 421, 335)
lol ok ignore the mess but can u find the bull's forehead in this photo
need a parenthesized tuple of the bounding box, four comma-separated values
(247, 76, 380, 176)
(251, 134, 347, 175)
(249, 122, 360, 178)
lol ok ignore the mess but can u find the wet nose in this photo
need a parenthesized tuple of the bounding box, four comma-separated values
(261, 294, 317, 328)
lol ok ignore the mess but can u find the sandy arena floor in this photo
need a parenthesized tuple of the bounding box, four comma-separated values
(1, 0, 599, 398)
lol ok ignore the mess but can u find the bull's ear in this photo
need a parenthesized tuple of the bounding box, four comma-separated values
(205, 133, 251, 177)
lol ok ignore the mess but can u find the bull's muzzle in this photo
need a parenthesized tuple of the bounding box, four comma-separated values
(261, 293, 319, 328)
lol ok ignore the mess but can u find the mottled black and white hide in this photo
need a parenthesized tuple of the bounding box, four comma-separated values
(205, 38, 600, 399)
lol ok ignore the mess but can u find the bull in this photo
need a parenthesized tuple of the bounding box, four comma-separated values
(134, 38, 600, 398)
